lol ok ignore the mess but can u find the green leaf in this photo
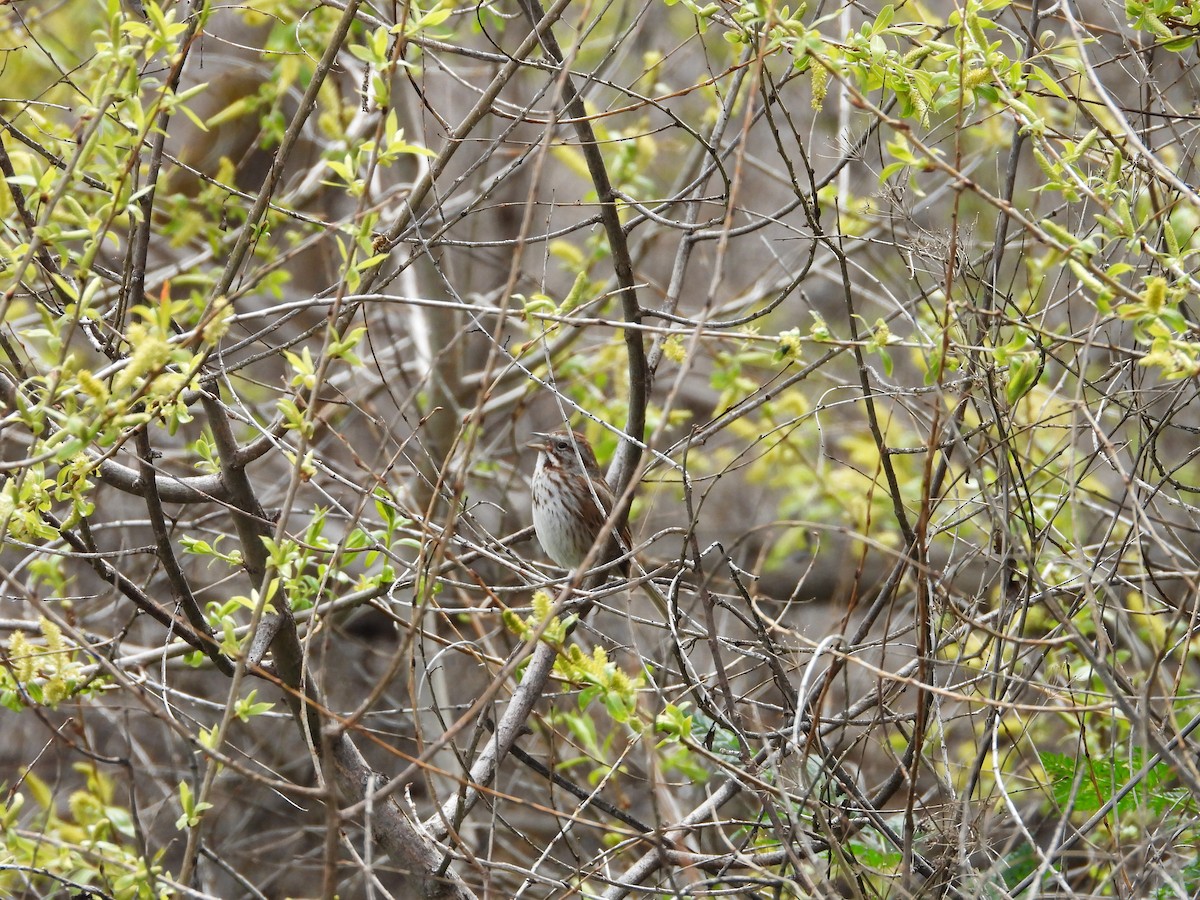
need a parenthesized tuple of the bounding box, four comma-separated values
(1006, 352, 1040, 404)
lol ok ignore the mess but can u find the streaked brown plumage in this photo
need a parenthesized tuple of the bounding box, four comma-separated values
(528, 430, 630, 576)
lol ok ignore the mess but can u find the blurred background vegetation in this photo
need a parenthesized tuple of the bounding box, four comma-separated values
(3, 0, 1200, 895)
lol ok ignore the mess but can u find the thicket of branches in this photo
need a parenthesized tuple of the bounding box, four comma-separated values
(3, 0, 1200, 896)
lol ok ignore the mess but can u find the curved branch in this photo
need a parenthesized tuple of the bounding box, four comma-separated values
(93, 457, 229, 504)
(134, 427, 233, 675)
(516, 0, 648, 494)
(199, 388, 473, 898)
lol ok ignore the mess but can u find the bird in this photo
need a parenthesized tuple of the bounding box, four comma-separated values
(527, 429, 632, 577)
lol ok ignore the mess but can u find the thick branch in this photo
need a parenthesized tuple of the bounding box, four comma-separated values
(516, 0, 648, 494)
(134, 428, 232, 674)
(201, 393, 472, 898)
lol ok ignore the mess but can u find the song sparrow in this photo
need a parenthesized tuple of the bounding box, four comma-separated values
(528, 430, 631, 576)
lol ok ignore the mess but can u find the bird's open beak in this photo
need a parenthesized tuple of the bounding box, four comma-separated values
(526, 432, 552, 451)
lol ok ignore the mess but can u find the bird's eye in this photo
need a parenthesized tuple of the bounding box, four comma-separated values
(555, 439, 570, 451)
